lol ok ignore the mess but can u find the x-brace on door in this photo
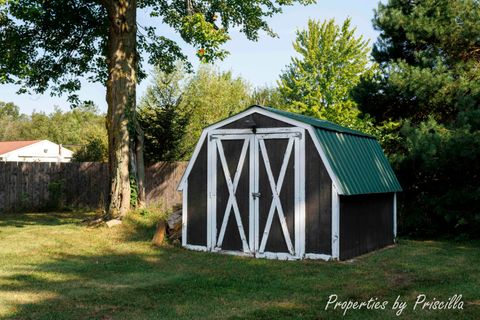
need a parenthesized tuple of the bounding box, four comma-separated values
(207, 128, 305, 259)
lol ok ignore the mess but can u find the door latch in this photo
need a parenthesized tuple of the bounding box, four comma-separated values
(252, 192, 261, 199)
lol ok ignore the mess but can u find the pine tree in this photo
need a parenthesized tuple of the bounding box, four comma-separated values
(353, 0, 480, 237)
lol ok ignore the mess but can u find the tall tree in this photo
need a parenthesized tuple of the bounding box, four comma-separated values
(250, 86, 284, 108)
(354, 0, 480, 124)
(138, 64, 189, 162)
(0, 101, 20, 119)
(0, 103, 107, 146)
(139, 64, 251, 162)
(353, 0, 480, 237)
(278, 18, 372, 131)
(0, 101, 23, 141)
(0, 0, 315, 217)
(180, 65, 251, 156)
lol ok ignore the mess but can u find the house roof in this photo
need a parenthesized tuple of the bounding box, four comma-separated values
(178, 105, 401, 195)
(260, 106, 402, 195)
(0, 140, 40, 155)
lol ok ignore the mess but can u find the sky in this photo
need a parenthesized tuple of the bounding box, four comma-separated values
(0, 1, 380, 115)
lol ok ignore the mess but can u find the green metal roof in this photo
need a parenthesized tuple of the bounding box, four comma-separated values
(260, 106, 402, 195)
(263, 106, 374, 138)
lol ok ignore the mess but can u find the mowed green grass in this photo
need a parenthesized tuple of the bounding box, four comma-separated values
(0, 212, 479, 320)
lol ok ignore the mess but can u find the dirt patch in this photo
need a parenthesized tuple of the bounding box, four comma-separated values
(388, 272, 413, 289)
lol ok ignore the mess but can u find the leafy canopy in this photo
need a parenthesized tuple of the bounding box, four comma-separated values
(138, 64, 251, 162)
(0, 0, 315, 103)
(0, 102, 107, 161)
(277, 18, 374, 132)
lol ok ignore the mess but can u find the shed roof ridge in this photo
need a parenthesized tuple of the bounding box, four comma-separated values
(255, 105, 374, 138)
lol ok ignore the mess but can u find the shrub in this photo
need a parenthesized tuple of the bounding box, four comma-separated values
(46, 180, 65, 210)
(121, 203, 170, 241)
(393, 118, 480, 238)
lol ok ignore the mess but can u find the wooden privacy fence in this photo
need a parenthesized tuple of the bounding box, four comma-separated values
(0, 161, 187, 213)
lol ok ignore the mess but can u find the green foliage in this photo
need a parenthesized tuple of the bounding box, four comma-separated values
(138, 64, 251, 161)
(372, 0, 480, 67)
(129, 174, 139, 208)
(0, 101, 20, 118)
(72, 137, 108, 162)
(180, 13, 230, 62)
(123, 203, 170, 240)
(0, 1, 107, 104)
(138, 65, 189, 162)
(19, 192, 30, 212)
(249, 86, 284, 108)
(47, 180, 65, 210)
(356, 0, 480, 238)
(2, 212, 480, 319)
(1, 0, 316, 102)
(180, 66, 251, 156)
(278, 18, 375, 134)
(0, 102, 107, 158)
(393, 119, 480, 238)
(356, 0, 480, 124)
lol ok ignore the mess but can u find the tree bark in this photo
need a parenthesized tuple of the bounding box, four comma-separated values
(127, 118, 146, 209)
(105, 0, 137, 218)
(134, 120, 146, 208)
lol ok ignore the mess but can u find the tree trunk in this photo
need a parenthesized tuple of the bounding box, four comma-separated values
(105, 0, 137, 218)
(134, 121, 146, 208)
(127, 118, 146, 209)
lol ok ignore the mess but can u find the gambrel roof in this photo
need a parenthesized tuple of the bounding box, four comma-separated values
(178, 105, 402, 195)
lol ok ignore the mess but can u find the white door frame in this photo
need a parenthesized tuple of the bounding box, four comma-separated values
(207, 127, 305, 259)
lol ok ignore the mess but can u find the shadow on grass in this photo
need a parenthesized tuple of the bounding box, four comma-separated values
(0, 211, 96, 228)
(2, 249, 324, 320)
(1, 224, 480, 319)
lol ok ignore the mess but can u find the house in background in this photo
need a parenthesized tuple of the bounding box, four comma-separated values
(0, 140, 73, 163)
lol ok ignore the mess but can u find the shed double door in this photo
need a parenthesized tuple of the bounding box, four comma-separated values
(208, 129, 305, 259)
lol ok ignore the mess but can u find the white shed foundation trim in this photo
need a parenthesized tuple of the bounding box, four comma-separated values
(184, 245, 208, 252)
(304, 253, 332, 261)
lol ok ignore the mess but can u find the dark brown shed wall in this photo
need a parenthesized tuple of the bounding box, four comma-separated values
(305, 133, 332, 255)
(339, 193, 394, 260)
(186, 139, 208, 246)
(220, 113, 294, 129)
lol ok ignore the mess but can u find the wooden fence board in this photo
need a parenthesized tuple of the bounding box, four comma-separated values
(0, 161, 187, 213)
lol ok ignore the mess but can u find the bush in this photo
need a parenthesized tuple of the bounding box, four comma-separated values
(393, 118, 480, 238)
(121, 203, 170, 241)
(72, 137, 108, 162)
(46, 180, 65, 210)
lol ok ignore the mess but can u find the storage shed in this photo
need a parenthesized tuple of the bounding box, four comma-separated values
(177, 105, 401, 260)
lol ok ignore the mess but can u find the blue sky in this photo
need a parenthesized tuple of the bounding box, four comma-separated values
(0, 1, 380, 114)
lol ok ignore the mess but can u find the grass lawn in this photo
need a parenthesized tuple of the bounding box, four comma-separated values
(0, 212, 479, 319)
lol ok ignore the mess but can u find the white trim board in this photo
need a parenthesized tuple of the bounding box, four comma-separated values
(182, 181, 188, 247)
(304, 253, 332, 261)
(184, 244, 208, 252)
(177, 106, 343, 194)
(331, 184, 340, 260)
